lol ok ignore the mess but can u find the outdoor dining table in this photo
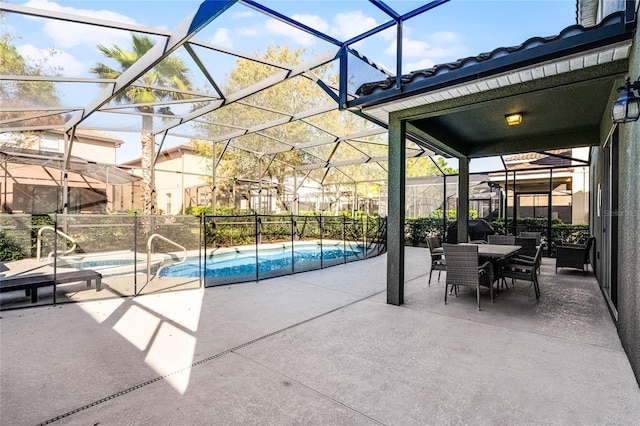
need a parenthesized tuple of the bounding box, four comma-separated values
(464, 243, 522, 260)
(461, 243, 522, 288)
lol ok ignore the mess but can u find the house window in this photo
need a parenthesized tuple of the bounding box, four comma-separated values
(166, 193, 172, 214)
(39, 135, 60, 152)
(199, 192, 208, 206)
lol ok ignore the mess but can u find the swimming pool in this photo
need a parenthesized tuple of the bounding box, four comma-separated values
(158, 242, 365, 285)
(55, 251, 163, 277)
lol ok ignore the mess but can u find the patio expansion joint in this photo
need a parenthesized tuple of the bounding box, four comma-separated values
(34, 288, 387, 426)
(293, 277, 386, 298)
(399, 302, 627, 354)
(231, 350, 387, 425)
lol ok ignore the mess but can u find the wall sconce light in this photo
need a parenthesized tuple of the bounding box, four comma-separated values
(505, 113, 523, 126)
(612, 77, 640, 123)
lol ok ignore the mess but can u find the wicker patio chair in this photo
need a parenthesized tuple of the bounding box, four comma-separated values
(555, 236, 594, 274)
(519, 231, 542, 245)
(426, 236, 446, 285)
(488, 235, 516, 245)
(487, 235, 517, 289)
(514, 236, 541, 274)
(499, 244, 542, 299)
(442, 243, 494, 310)
(515, 237, 537, 257)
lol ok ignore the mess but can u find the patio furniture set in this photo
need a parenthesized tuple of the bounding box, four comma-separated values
(427, 231, 591, 310)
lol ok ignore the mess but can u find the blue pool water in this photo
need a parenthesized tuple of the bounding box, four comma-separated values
(61, 259, 138, 269)
(159, 244, 364, 279)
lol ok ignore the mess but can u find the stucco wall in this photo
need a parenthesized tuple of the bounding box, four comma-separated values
(589, 147, 603, 282)
(616, 17, 640, 385)
(589, 5, 640, 386)
(154, 153, 210, 215)
(71, 139, 118, 164)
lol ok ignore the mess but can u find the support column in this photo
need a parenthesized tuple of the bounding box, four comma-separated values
(548, 169, 553, 252)
(211, 142, 217, 213)
(353, 182, 357, 217)
(443, 175, 447, 238)
(257, 156, 262, 214)
(181, 151, 185, 214)
(387, 115, 405, 306)
(293, 169, 298, 215)
(457, 156, 469, 243)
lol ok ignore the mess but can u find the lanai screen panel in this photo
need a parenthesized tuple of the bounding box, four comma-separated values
(3, 0, 572, 187)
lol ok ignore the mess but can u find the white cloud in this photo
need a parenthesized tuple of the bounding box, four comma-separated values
(385, 38, 432, 57)
(264, 13, 329, 47)
(17, 44, 86, 76)
(405, 58, 436, 72)
(236, 27, 259, 37)
(23, 0, 138, 48)
(212, 28, 233, 48)
(232, 11, 254, 19)
(330, 11, 378, 41)
(383, 31, 469, 72)
(293, 14, 330, 33)
(378, 26, 397, 41)
(429, 31, 463, 44)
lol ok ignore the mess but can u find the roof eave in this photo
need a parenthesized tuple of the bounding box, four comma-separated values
(348, 12, 634, 111)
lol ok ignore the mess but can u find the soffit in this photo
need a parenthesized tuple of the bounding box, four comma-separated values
(360, 41, 631, 126)
(352, 10, 634, 159)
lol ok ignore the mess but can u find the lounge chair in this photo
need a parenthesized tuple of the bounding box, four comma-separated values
(555, 236, 594, 274)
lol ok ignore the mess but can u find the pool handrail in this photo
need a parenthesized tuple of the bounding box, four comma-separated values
(146, 234, 187, 283)
(37, 226, 77, 262)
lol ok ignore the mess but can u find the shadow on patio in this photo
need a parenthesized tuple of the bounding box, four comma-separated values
(1, 247, 639, 425)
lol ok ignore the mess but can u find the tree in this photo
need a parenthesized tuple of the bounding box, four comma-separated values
(192, 45, 458, 215)
(90, 34, 193, 215)
(0, 20, 63, 147)
(193, 45, 334, 212)
(406, 156, 457, 177)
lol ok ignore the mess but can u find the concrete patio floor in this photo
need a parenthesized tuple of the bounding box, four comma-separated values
(1, 247, 639, 425)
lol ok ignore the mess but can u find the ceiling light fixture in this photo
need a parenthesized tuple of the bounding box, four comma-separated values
(505, 113, 523, 126)
(612, 77, 640, 123)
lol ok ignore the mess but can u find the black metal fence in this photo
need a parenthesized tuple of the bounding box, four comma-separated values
(1, 213, 387, 310)
(404, 217, 590, 257)
(202, 214, 387, 287)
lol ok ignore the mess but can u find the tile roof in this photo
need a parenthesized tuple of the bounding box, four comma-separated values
(51, 128, 123, 144)
(504, 150, 570, 162)
(355, 11, 626, 97)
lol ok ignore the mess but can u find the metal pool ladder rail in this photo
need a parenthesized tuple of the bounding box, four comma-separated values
(37, 226, 77, 261)
(146, 234, 187, 283)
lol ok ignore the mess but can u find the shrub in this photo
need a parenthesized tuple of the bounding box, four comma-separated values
(430, 209, 478, 220)
(0, 232, 25, 261)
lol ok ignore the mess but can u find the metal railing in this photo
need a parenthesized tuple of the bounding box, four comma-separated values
(36, 226, 77, 261)
(202, 214, 387, 287)
(1, 213, 386, 310)
(146, 233, 187, 284)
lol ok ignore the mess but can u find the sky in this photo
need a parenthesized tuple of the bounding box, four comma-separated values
(4, 0, 578, 162)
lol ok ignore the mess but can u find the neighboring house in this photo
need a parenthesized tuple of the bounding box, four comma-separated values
(121, 144, 213, 215)
(489, 148, 590, 225)
(0, 129, 135, 214)
(401, 148, 589, 225)
(401, 175, 498, 219)
(351, 0, 640, 384)
(123, 144, 303, 215)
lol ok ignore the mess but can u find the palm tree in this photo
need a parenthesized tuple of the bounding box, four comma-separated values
(90, 34, 192, 215)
